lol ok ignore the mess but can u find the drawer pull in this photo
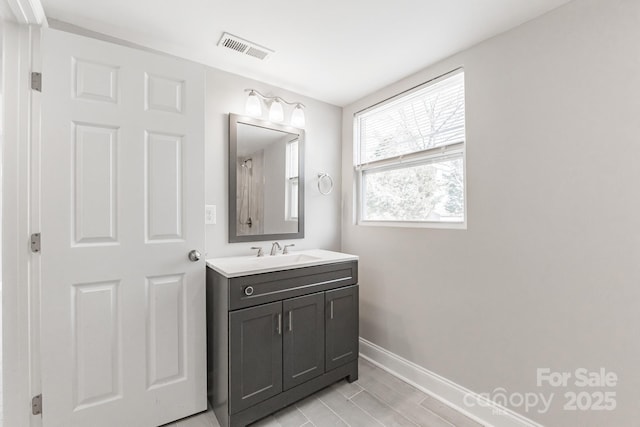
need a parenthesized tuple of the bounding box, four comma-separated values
(242, 276, 351, 300)
(244, 286, 254, 296)
(288, 311, 293, 331)
(330, 300, 334, 319)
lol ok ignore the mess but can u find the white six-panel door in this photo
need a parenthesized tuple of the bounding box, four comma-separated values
(40, 28, 206, 427)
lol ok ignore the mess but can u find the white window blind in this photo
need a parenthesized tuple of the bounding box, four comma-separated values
(354, 69, 466, 226)
(357, 70, 465, 166)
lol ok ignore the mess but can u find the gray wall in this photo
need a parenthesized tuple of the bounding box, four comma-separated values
(205, 67, 342, 257)
(341, 0, 640, 425)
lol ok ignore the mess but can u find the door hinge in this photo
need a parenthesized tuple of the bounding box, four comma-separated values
(31, 72, 42, 92)
(32, 394, 42, 415)
(31, 233, 41, 253)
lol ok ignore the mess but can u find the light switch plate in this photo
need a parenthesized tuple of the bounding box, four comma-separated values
(205, 205, 216, 225)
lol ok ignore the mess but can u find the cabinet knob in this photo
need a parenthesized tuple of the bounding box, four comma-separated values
(244, 286, 254, 296)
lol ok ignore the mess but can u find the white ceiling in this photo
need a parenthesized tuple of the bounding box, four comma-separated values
(41, 0, 572, 106)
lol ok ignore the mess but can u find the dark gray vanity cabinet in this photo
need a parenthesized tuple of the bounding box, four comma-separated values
(325, 286, 359, 372)
(283, 292, 325, 390)
(207, 261, 359, 427)
(229, 301, 283, 413)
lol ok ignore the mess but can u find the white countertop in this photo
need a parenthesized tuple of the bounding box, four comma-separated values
(206, 249, 358, 278)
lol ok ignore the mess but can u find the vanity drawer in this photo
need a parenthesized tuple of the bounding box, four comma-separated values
(229, 261, 358, 310)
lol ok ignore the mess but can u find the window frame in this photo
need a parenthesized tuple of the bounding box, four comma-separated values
(353, 68, 467, 229)
(285, 138, 299, 221)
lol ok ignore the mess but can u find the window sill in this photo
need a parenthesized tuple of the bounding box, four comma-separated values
(356, 220, 467, 230)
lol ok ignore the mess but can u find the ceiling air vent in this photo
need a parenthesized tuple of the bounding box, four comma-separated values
(218, 33, 274, 60)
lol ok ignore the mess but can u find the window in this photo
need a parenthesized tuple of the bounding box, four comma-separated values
(285, 139, 299, 220)
(354, 69, 466, 227)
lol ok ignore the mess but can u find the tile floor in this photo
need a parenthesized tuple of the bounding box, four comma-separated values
(168, 358, 484, 427)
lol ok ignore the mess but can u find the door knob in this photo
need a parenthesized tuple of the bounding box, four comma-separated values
(188, 250, 201, 262)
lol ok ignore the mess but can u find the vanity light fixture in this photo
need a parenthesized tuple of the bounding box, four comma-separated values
(269, 98, 285, 122)
(244, 89, 306, 127)
(245, 90, 262, 116)
(291, 104, 305, 128)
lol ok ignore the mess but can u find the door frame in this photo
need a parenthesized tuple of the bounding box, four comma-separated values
(2, 1, 45, 426)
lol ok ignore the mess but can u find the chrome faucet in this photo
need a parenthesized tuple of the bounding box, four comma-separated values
(270, 242, 282, 256)
(283, 244, 295, 255)
(251, 246, 264, 257)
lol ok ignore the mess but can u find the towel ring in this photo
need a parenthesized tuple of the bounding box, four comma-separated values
(317, 173, 334, 195)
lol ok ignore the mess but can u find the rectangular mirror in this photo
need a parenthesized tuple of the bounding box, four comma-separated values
(229, 113, 305, 242)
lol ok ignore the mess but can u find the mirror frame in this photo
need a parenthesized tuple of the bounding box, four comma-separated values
(228, 113, 305, 243)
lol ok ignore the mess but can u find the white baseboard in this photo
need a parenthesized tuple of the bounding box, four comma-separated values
(358, 337, 543, 427)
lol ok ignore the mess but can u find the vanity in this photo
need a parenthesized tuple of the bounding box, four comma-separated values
(209, 114, 356, 425)
(206, 250, 359, 427)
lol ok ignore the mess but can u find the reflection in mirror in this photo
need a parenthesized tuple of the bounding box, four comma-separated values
(229, 114, 305, 243)
(236, 125, 298, 235)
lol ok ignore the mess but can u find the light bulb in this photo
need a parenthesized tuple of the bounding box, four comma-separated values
(269, 99, 284, 122)
(291, 104, 305, 128)
(245, 91, 262, 116)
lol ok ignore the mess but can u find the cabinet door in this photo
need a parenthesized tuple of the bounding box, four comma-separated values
(283, 292, 325, 390)
(325, 286, 359, 371)
(229, 301, 283, 414)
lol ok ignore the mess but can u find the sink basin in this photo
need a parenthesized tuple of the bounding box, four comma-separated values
(256, 253, 320, 266)
(206, 249, 358, 278)
(223, 253, 321, 270)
